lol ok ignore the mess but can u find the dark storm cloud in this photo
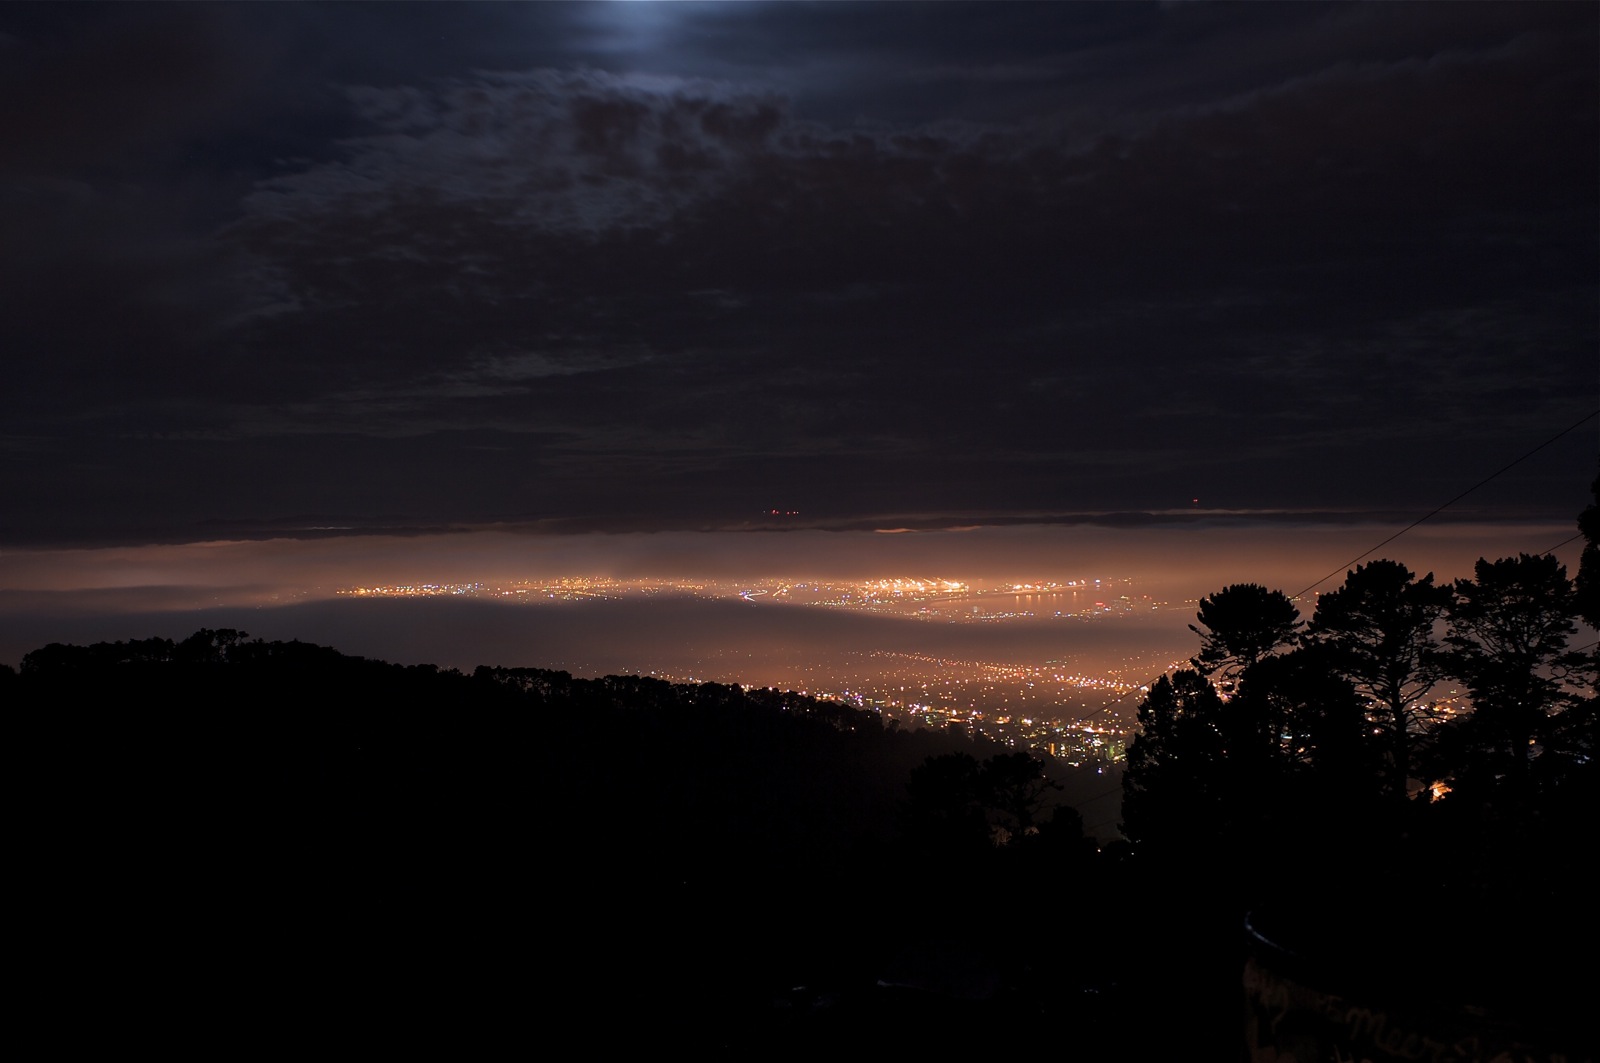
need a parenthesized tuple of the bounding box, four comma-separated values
(0, 2, 1593, 546)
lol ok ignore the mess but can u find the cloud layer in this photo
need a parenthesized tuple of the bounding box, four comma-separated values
(1, 3, 1594, 545)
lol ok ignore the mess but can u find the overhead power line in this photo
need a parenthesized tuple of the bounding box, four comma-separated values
(1289, 408, 1598, 601)
(1536, 532, 1585, 557)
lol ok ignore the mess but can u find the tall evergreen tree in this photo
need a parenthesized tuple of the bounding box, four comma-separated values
(1576, 468, 1600, 631)
(1445, 554, 1580, 796)
(1304, 560, 1452, 803)
(1121, 669, 1228, 847)
(1571, 470, 1600, 762)
(1230, 644, 1371, 788)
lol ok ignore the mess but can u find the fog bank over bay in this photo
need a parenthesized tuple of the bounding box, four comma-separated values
(1, 520, 1581, 676)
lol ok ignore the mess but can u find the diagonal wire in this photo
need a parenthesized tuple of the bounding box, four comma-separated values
(1289, 408, 1598, 601)
(1536, 532, 1585, 556)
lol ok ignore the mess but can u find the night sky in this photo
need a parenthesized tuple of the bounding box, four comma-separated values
(1, 2, 1596, 668)
(5, 0, 1595, 543)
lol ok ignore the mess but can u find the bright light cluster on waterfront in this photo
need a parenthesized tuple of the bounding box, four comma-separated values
(339, 577, 710, 601)
(341, 582, 487, 597)
(334, 575, 1173, 625)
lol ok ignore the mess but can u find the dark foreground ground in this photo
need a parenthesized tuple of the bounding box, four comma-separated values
(12, 637, 1594, 1058)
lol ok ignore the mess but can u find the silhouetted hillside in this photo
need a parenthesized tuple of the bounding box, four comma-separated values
(12, 629, 1136, 1053)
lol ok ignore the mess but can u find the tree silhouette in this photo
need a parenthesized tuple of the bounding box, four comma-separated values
(902, 751, 993, 858)
(1229, 643, 1370, 787)
(175, 628, 251, 663)
(1445, 554, 1580, 797)
(1304, 560, 1452, 803)
(1577, 468, 1600, 631)
(1571, 470, 1600, 764)
(902, 750, 1070, 853)
(980, 750, 1063, 842)
(1188, 584, 1301, 685)
(1121, 669, 1228, 846)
